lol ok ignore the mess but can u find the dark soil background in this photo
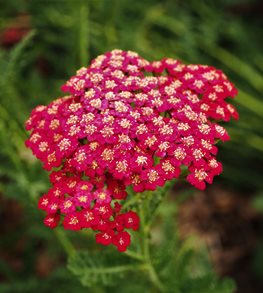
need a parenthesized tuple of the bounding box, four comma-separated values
(178, 186, 263, 293)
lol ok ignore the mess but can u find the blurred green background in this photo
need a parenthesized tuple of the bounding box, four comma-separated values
(0, 0, 263, 292)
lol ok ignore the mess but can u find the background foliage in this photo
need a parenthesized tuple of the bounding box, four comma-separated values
(0, 0, 262, 292)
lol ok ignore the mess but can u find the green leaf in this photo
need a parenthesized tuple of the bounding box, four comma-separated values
(68, 251, 146, 288)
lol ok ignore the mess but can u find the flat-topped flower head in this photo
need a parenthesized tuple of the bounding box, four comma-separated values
(25, 49, 238, 252)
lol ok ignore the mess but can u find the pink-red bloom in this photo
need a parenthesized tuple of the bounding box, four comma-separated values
(25, 50, 238, 252)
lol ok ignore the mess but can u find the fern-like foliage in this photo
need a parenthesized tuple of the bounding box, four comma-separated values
(68, 196, 236, 293)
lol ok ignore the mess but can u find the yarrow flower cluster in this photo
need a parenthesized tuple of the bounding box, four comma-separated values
(25, 49, 238, 252)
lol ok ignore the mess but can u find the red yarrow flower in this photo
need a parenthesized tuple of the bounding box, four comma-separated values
(25, 49, 238, 252)
(63, 212, 82, 231)
(113, 231, 131, 252)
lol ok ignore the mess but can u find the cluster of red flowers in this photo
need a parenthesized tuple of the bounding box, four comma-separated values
(25, 49, 238, 251)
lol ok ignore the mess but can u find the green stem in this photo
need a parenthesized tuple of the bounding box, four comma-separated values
(147, 262, 165, 292)
(139, 200, 165, 292)
(124, 249, 144, 261)
(54, 228, 76, 257)
(83, 264, 148, 274)
(122, 192, 141, 209)
(144, 232, 165, 292)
